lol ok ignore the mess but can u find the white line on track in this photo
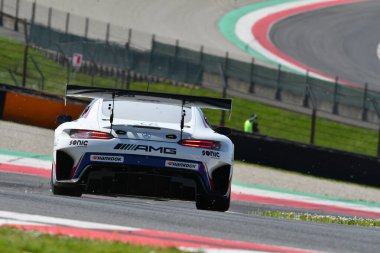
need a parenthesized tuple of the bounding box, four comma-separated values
(0, 211, 303, 253)
(0, 210, 139, 231)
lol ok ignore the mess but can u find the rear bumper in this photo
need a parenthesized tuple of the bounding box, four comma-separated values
(53, 151, 227, 198)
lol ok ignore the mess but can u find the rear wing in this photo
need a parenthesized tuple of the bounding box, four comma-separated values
(65, 84, 232, 111)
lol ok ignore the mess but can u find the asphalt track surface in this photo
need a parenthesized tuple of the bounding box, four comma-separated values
(270, 0, 380, 90)
(2, 1, 380, 251)
(1, 172, 380, 253)
(1, 122, 380, 252)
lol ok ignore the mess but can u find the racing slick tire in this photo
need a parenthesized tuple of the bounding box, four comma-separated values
(51, 183, 82, 197)
(196, 194, 230, 212)
(51, 168, 82, 197)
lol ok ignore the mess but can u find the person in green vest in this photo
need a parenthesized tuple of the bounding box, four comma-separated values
(244, 114, 259, 134)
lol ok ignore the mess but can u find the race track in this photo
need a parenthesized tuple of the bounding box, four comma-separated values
(3, 1, 380, 251)
(1, 172, 380, 252)
(1, 122, 380, 252)
(270, 0, 380, 89)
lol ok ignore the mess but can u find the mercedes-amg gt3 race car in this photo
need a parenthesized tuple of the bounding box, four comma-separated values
(52, 85, 233, 211)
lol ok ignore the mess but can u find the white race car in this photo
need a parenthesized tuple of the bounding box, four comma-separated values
(52, 85, 233, 211)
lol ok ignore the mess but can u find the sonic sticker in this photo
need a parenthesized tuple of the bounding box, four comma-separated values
(202, 150, 220, 159)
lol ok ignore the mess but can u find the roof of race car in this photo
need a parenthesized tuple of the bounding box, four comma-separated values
(66, 84, 232, 111)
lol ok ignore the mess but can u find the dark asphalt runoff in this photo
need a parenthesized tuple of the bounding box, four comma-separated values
(1, 172, 380, 253)
(270, 0, 380, 90)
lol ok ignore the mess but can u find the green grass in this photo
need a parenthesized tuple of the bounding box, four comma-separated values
(253, 211, 380, 227)
(0, 227, 183, 253)
(0, 35, 378, 156)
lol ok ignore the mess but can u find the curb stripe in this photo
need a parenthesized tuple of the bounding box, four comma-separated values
(251, 0, 364, 86)
(0, 211, 137, 231)
(233, 181, 380, 209)
(0, 148, 52, 161)
(232, 193, 380, 218)
(0, 211, 318, 253)
(0, 154, 51, 169)
(4, 225, 315, 252)
(220, 0, 365, 85)
(0, 163, 50, 178)
(219, 0, 296, 62)
(232, 185, 380, 215)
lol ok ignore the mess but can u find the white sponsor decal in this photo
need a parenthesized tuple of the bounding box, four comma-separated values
(90, 155, 124, 163)
(165, 160, 199, 170)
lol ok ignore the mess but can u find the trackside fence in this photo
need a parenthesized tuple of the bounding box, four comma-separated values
(2, 0, 380, 158)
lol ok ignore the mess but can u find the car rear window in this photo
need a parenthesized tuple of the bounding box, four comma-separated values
(102, 100, 192, 124)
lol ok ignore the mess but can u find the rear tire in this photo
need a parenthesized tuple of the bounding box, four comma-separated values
(196, 194, 230, 212)
(195, 195, 213, 210)
(51, 166, 82, 197)
(52, 184, 82, 197)
(213, 195, 230, 212)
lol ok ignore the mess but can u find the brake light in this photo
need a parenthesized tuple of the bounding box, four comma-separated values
(70, 130, 113, 139)
(179, 139, 221, 150)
